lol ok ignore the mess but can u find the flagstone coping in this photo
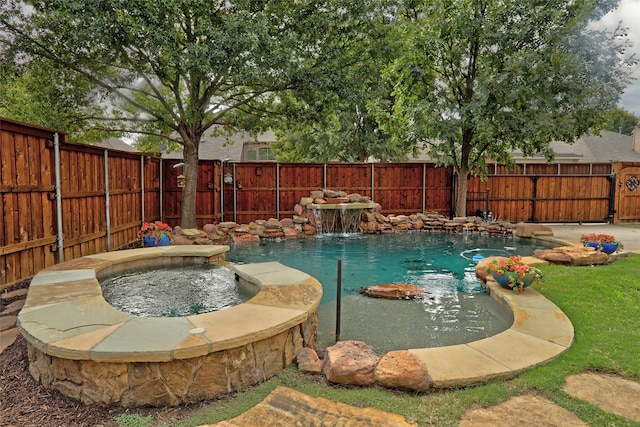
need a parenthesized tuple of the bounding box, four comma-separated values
(409, 276, 574, 388)
(17, 245, 573, 390)
(17, 246, 323, 363)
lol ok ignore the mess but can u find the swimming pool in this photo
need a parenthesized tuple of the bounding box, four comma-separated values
(227, 232, 547, 301)
(227, 232, 550, 352)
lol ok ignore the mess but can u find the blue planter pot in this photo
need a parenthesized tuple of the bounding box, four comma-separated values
(584, 242, 618, 254)
(492, 271, 535, 291)
(143, 235, 170, 247)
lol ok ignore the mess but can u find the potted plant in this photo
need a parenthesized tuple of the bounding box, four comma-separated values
(485, 256, 545, 294)
(138, 221, 173, 247)
(579, 233, 623, 254)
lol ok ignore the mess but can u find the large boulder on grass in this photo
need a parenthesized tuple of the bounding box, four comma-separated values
(323, 340, 379, 386)
(375, 350, 432, 392)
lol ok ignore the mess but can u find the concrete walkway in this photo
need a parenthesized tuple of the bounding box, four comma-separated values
(544, 223, 640, 253)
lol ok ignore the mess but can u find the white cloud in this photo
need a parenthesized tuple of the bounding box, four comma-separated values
(593, 0, 640, 116)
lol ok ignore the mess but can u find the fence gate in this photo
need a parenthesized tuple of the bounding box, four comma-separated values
(616, 163, 640, 221)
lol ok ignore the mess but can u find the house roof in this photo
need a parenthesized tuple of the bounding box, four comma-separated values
(92, 137, 140, 153)
(581, 130, 640, 162)
(411, 130, 640, 164)
(513, 130, 640, 163)
(162, 129, 276, 161)
(161, 127, 640, 163)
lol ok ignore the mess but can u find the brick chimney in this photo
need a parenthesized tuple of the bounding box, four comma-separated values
(634, 127, 640, 153)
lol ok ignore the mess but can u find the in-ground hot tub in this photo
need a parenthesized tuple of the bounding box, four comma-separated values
(17, 246, 322, 407)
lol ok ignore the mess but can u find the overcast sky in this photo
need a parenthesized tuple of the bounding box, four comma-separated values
(593, 0, 640, 116)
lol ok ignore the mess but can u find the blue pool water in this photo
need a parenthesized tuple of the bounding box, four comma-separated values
(226, 232, 550, 353)
(227, 232, 547, 303)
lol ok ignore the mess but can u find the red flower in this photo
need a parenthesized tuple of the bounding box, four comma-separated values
(138, 221, 173, 243)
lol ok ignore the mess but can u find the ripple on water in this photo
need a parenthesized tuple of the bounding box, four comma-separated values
(100, 264, 256, 317)
(317, 291, 513, 354)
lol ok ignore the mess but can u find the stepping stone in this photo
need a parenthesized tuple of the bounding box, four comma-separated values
(563, 373, 640, 421)
(0, 314, 17, 331)
(0, 328, 20, 353)
(0, 299, 25, 316)
(210, 386, 417, 426)
(460, 395, 587, 426)
(1, 288, 28, 302)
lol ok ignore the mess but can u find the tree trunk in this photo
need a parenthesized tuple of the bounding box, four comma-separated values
(180, 139, 199, 229)
(454, 166, 469, 217)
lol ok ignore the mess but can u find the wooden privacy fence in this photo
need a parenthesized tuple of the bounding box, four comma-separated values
(0, 118, 161, 289)
(2, 117, 638, 289)
(161, 161, 454, 226)
(466, 163, 616, 223)
(161, 161, 618, 227)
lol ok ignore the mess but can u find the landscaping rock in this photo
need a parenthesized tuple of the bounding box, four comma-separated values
(460, 395, 587, 427)
(202, 223, 217, 235)
(359, 284, 430, 300)
(323, 340, 379, 386)
(207, 386, 418, 427)
(534, 245, 610, 266)
(233, 234, 260, 243)
(563, 373, 640, 422)
(295, 348, 323, 374)
(475, 256, 504, 282)
(172, 234, 196, 245)
(515, 222, 554, 237)
(374, 350, 432, 392)
(323, 189, 339, 198)
(0, 314, 17, 331)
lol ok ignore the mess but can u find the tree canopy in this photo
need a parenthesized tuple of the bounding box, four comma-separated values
(1, 0, 635, 220)
(603, 108, 639, 135)
(382, 0, 633, 216)
(268, 12, 412, 162)
(0, 57, 109, 142)
(0, 0, 381, 227)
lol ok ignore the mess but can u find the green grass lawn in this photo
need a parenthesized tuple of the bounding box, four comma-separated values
(140, 254, 640, 427)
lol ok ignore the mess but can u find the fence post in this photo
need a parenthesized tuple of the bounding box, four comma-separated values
(422, 163, 426, 213)
(53, 133, 64, 263)
(140, 155, 145, 232)
(529, 176, 539, 222)
(371, 163, 375, 201)
(233, 162, 237, 223)
(159, 158, 164, 222)
(607, 171, 617, 223)
(104, 150, 111, 251)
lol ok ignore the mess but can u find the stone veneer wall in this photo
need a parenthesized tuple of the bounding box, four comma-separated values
(19, 248, 321, 408)
(25, 313, 318, 407)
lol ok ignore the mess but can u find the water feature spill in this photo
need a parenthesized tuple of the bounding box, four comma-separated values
(100, 264, 257, 317)
(308, 201, 377, 234)
(313, 207, 364, 233)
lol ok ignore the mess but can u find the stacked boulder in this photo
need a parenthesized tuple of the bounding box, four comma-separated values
(301, 188, 372, 206)
(296, 340, 433, 393)
(170, 188, 517, 245)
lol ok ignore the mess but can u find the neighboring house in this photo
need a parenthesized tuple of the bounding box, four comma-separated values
(92, 137, 140, 153)
(161, 126, 640, 164)
(409, 129, 640, 164)
(162, 128, 277, 162)
(512, 129, 640, 163)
